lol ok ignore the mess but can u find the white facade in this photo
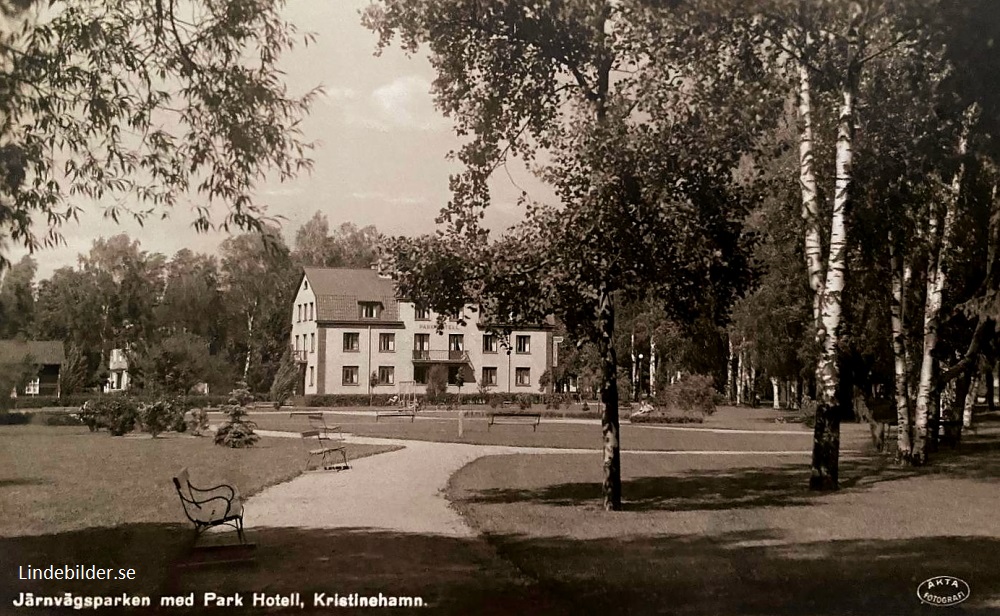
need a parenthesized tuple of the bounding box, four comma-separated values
(290, 268, 554, 396)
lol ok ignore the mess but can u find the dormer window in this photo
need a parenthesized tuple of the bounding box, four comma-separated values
(415, 306, 430, 320)
(359, 302, 379, 319)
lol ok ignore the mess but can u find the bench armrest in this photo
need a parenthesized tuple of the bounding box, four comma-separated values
(188, 482, 237, 501)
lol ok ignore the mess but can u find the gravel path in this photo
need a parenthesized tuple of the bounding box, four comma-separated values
(245, 436, 593, 537)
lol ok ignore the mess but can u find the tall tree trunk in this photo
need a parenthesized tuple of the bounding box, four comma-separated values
(771, 377, 780, 409)
(964, 372, 979, 429)
(810, 75, 855, 491)
(736, 346, 745, 405)
(649, 340, 657, 399)
(798, 61, 823, 326)
(912, 125, 966, 464)
(725, 336, 733, 402)
(889, 238, 914, 463)
(243, 307, 256, 382)
(597, 288, 621, 511)
(630, 332, 637, 403)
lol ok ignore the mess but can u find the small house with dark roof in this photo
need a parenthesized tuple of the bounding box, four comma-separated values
(0, 340, 65, 397)
(290, 267, 555, 396)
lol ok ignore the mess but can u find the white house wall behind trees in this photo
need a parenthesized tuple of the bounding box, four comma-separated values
(290, 267, 555, 396)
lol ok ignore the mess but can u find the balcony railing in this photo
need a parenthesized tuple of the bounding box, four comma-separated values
(292, 350, 309, 363)
(412, 350, 470, 363)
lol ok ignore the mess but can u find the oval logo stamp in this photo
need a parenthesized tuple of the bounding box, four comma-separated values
(917, 576, 970, 607)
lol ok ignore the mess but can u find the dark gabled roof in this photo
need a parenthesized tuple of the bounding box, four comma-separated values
(0, 340, 65, 365)
(302, 267, 401, 322)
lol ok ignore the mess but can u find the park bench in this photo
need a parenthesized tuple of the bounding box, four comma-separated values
(301, 430, 350, 471)
(172, 468, 247, 544)
(375, 410, 415, 422)
(487, 412, 541, 432)
(290, 411, 343, 441)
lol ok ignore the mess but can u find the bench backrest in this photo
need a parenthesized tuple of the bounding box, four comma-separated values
(306, 414, 328, 431)
(173, 468, 193, 502)
(301, 430, 335, 446)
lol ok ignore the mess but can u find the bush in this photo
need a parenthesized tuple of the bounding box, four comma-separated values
(140, 400, 183, 438)
(186, 408, 210, 436)
(78, 401, 105, 432)
(90, 396, 141, 436)
(656, 374, 716, 416)
(45, 413, 84, 426)
(628, 413, 704, 424)
(516, 394, 532, 410)
(0, 411, 32, 425)
(214, 387, 259, 448)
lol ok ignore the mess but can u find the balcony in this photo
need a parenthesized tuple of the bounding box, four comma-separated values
(412, 350, 470, 363)
(292, 350, 309, 363)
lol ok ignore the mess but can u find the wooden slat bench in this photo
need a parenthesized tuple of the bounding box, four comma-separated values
(488, 412, 541, 431)
(290, 411, 343, 440)
(172, 468, 247, 544)
(301, 430, 349, 471)
(375, 410, 416, 422)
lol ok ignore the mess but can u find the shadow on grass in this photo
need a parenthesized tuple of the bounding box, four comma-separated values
(459, 455, 915, 512)
(485, 530, 1000, 615)
(5, 524, 1000, 614)
(0, 477, 50, 488)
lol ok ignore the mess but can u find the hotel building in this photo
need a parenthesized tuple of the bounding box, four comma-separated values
(290, 267, 556, 396)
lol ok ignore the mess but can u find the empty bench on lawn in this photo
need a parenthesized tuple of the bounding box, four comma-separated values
(289, 411, 343, 440)
(487, 412, 541, 432)
(301, 430, 350, 471)
(375, 410, 415, 422)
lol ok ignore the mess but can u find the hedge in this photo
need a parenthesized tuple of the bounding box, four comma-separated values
(10, 393, 233, 410)
(301, 392, 582, 408)
(628, 413, 704, 424)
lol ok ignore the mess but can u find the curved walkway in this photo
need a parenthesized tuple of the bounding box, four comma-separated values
(245, 433, 831, 538)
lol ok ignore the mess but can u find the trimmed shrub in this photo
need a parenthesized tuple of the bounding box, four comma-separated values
(90, 396, 141, 436)
(140, 400, 183, 438)
(45, 413, 85, 426)
(656, 374, 716, 416)
(629, 413, 704, 424)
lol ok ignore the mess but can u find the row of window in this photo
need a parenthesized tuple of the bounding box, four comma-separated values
(320, 366, 532, 387)
(296, 302, 315, 322)
(340, 333, 532, 353)
(294, 333, 316, 353)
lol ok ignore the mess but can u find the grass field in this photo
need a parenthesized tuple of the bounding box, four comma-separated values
(243, 406, 877, 454)
(446, 435, 1000, 614)
(0, 425, 399, 603)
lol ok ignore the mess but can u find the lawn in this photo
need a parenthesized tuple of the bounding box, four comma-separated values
(446, 436, 1000, 615)
(0, 425, 399, 603)
(245, 409, 875, 453)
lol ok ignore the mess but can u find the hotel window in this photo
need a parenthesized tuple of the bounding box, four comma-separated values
(25, 378, 39, 395)
(377, 366, 395, 385)
(483, 334, 498, 353)
(304, 280, 309, 290)
(516, 335, 530, 354)
(482, 367, 498, 387)
(415, 306, 430, 320)
(309, 366, 315, 386)
(515, 368, 531, 387)
(449, 334, 464, 352)
(414, 333, 430, 350)
(294, 335, 299, 351)
(309, 302, 314, 320)
(310, 333, 316, 353)
(343, 332, 360, 352)
(378, 333, 395, 352)
(297, 304, 302, 322)
(343, 366, 359, 385)
(360, 302, 379, 319)
(448, 366, 463, 385)
(414, 366, 429, 384)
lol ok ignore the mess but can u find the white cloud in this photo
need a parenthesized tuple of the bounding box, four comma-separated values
(342, 75, 449, 132)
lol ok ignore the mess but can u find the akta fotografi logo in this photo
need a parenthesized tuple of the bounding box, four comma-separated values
(917, 576, 970, 607)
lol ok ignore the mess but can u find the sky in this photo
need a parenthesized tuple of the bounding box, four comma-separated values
(10, 0, 553, 280)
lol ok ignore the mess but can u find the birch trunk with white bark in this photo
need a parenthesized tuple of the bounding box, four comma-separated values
(771, 377, 781, 409)
(889, 238, 914, 462)
(912, 124, 967, 464)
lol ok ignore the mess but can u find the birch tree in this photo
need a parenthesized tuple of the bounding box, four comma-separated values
(366, 0, 764, 510)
